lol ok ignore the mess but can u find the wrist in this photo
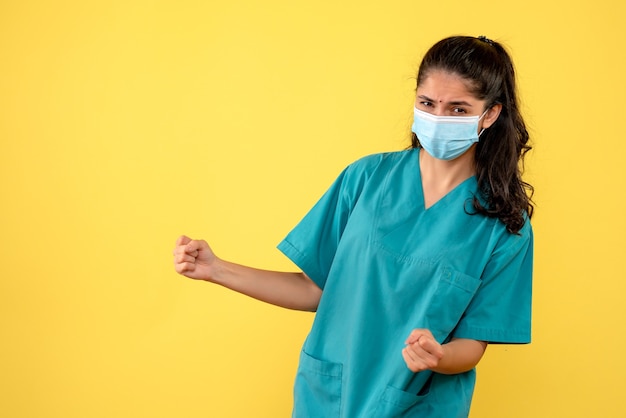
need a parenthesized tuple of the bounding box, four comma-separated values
(432, 339, 487, 375)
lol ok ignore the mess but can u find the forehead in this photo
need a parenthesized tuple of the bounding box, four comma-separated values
(417, 70, 479, 102)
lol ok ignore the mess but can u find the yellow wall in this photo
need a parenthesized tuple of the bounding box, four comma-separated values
(1, 1, 625, 417)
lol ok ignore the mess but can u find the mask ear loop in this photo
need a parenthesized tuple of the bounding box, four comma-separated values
(477, 109, 490, 138)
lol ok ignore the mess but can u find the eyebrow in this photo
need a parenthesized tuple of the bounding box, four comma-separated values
(417, 94, 473, 107)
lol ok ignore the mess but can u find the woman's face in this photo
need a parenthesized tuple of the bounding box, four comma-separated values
(415, 70, 501, 129)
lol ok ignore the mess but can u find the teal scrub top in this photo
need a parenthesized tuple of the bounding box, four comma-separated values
(277, 149, 533, 418)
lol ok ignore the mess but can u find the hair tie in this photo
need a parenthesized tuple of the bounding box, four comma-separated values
(477, 35, 495, 45)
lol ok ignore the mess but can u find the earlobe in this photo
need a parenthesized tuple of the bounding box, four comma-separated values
(482, 103, 502, 129)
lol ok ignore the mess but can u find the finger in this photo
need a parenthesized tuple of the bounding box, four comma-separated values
(418, 337, 444, 359)
(402, 347, 414, 363)
(174, 253, 196, 264)
(176, 235, 192, 246)
(405, 329, 426, 345)
(184, 248, 199, 258)
(173, 245, 197, 258)
(184, 239, 205, 254)
(405, 344, 439, 369)
(406, 337, 437, 360)
(175, 261, 196, 274)
(402, 347, 418, 366)
(402, 347, 427, 373)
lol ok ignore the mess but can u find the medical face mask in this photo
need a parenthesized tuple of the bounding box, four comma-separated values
(411, 107, 487, 161)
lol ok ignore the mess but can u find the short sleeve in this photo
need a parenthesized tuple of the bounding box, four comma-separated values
(453, 221, 534, 344)
(277, 155, 381, 289)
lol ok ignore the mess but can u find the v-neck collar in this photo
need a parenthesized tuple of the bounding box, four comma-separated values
(413, 148, 477, 212)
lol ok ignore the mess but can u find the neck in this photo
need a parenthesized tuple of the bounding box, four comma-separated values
(419, 146, 476, 189)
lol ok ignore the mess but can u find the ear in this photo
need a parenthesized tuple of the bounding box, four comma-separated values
(481, 103, 502, 129)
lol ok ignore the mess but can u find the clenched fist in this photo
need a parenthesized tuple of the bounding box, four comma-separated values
(172, 235, 218, 281)
(402, 329, 445, 373)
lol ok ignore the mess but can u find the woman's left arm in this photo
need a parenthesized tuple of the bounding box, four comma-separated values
(402, 329, 488, 375)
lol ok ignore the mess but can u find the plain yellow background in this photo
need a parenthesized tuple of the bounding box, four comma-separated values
(1, 1, 625, 417)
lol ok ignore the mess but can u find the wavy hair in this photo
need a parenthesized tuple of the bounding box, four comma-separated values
(411, 36, 534, 233)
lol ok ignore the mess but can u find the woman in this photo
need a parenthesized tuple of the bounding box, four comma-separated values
(173, 35, 534, 417)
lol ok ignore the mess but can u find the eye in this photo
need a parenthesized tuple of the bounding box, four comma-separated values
(419, 101, 434, 108)
(452, 107, 467, 114)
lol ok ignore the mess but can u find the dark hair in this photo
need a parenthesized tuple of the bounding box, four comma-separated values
(411, 35, 534, 234)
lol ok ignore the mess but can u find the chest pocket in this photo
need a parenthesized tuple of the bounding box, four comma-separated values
(373, 237, 482, 344)
(425, 266, 481, 342)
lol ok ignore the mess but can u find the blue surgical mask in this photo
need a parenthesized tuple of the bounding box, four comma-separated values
(411, 107, 487, 160)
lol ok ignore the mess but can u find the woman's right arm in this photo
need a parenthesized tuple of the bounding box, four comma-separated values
(173, 235, 322, 312)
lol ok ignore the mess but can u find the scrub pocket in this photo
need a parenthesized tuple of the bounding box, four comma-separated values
(426, 266, 481, 342)
(370, 373, 473, 418)
(370, 384, 435, 417)
(293, 350, 343, 418)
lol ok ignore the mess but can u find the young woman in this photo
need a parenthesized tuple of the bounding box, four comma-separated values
(173, 35, 534, 417)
